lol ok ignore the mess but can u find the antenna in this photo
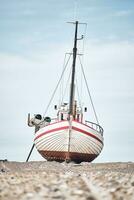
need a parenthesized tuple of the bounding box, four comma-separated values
(74, 0, 78, 21)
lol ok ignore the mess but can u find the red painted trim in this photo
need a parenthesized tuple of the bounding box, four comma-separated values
(72, 126, 103, 144)
(73, 120, 96, 131)
(34, 126, 69, 140)
(34, 125, 103, 145)
(41, 119, 99, 133)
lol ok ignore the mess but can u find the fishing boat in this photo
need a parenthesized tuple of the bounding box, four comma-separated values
(27, 21, 104, 163)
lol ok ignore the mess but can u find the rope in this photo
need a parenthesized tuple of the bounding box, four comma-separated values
(61, 64, 72, 103)
(76, 77, 82, 107)
(43, 54, 72, 117)
(59, 53, 67, 105)
(80, 24, 87, 104)
(81, 23, 87, 61)
(78, 55, 99, 124)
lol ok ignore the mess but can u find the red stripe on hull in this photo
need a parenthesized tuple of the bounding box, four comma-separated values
(35, 125, 103, 145)
(72, 126, 103, 144)
(35, 126, 69, 140)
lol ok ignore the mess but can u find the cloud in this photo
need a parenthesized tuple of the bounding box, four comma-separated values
(22, 9, 36, 16)
(113, 10, 133, 17)
(84, 40, 134, 112)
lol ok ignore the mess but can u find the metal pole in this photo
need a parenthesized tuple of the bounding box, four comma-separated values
(69, 21, 78, 117)
(26, 143, 35, 162)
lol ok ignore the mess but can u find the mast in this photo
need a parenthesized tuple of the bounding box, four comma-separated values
(69, 21, 78, 117)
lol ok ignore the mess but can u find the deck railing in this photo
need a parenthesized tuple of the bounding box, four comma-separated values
(47, 118, 103, 136)
(85, 121, 104, 135)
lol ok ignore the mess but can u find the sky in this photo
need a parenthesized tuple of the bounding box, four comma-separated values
(0, 0, 134, 162)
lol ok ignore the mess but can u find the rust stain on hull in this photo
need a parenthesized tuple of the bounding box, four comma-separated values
(39, 150, 98, 163)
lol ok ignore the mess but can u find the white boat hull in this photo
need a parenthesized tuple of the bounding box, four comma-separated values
(34, 120, 104, 163)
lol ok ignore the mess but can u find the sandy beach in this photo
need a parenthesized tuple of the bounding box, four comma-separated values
(0, 161, 134, 200)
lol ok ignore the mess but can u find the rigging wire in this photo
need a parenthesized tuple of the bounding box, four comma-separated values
(76, 77, 82, 108)
(78, 55, 99, 125)
(80, 23, 87, 103)
(61, 64, 72, 103)
(82, 23, 87, 58)
(59, 53, 67, 105)
(43, 54, 72, 117)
